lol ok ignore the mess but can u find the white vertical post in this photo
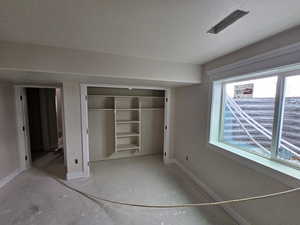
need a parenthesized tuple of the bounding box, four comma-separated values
(163, 88, 171, 163)
(15, 87, 31, 171)
(80, 84, 90, 177)
(114, 97, 117, 152)
(138, 97, 141, 152)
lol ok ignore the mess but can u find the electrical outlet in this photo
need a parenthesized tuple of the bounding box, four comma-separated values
(75, 159, 78, 164)
(186, 155, 189, 161)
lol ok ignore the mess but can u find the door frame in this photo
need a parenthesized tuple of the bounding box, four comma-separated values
(80, 83, 172, 177)
(15, 84, 66, 173)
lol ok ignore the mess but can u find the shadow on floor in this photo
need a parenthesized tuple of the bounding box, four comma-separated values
(32, 150, 65, 179)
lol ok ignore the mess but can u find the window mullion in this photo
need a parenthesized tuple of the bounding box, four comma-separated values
(270, 75, 286, 159)
(218, 83, 226, 142)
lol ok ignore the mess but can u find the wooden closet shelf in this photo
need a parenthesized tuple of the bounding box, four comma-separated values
(116, 120, 140, 124)
(115, 108, 140, 111)
(116, 144, 140, 151)
(88, 108, 114, 111)
(141, 108, 164, 110)
(88, 94, 164, 99)
(116, 132, 139, 137)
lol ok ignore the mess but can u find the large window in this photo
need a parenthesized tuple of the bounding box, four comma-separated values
(211, 70, 300, 170)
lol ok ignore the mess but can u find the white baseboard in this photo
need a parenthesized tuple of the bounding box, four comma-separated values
(172, 159, 251, 225)
(66, 171, 85, 180)
(0, 168, 22, 189)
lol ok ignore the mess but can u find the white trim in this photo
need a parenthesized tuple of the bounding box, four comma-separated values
(172, 159, 251, 225)
(66, 171, 85, 180)
(15, 87, 31, 171)
(207, 41, 300, 78)
(80, 84, 90, 177)
(0, 168, 23, 189)
(209, 69, 300, 187)
(86, 83, 169, 90)
(163, 88, 172, 163)
(14, 84, 61, 88)
(14, 84, 67, 177)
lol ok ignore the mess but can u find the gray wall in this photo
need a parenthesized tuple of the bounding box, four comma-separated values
(0, 83, 19, 180)
(173, 26, 300, 225)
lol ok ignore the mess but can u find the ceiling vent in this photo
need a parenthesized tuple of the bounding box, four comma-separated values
(207, 10, 249, 34)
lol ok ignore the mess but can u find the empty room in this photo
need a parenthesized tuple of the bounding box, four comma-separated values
(1, 1, 300, 225)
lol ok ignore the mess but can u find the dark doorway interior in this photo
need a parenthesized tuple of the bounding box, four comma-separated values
(26, 88, 63, 162)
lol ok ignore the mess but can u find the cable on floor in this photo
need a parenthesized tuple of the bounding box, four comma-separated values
(48, 171, 300, 208)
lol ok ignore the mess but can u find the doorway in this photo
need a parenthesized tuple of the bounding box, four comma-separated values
(16, 86, 65, 178)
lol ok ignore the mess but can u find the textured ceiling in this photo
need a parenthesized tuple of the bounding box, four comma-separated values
(1, 0, 300, 63)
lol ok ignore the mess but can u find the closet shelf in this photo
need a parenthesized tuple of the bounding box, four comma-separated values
(88, 94, 164, 99)
(116, 132, 139, 137)
(88, 108, 114, 111)
(116, 144, 140, 151)
(116, 120, 140, 124)
(115, 108, 139, 111)
(141, 108, 164, 110)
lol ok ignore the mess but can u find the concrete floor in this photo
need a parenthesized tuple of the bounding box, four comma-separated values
(0, 155, 237, 225)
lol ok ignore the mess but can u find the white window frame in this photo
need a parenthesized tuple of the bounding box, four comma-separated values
(209, 67, 300, 180)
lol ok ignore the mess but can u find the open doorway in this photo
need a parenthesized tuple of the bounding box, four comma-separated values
(17, 86, 65, 179)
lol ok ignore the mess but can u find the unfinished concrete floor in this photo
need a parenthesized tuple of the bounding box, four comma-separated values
(0, 155, 237, 225)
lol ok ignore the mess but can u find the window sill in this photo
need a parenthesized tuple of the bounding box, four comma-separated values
(209, 141, 300, 185)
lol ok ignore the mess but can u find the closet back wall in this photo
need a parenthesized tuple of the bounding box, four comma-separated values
(88, 87, 165, 161)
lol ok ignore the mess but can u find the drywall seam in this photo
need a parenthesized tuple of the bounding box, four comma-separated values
(0, 168, 22, 189)
(172, 159, 251, 225)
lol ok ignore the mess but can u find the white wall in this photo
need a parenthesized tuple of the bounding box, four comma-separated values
(62, 83, 174, 178)
(0, 41, 201, 84)
(0, 83, 19, 180)
(0, 39, 196, 180)
(204, 25, 300, 73)
(173, 26, 300, 225)
(62, 81, 84, 179)
(174, 84, 300, 225)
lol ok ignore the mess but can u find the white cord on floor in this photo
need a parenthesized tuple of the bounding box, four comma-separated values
(51, 173, 300, 208)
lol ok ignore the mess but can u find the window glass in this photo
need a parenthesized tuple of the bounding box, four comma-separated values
(278, 75, 300, 166)
(222, 76, 278, 157)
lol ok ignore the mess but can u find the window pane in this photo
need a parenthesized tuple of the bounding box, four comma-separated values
(222, 76, 278, 157)
(278, 75, 300, 166)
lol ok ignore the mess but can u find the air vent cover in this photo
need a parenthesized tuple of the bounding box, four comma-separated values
(207, 10, 249, 34)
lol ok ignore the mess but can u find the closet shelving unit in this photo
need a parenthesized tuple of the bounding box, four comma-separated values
(88, 94, 165, 155)
(114, 96, 141, 152)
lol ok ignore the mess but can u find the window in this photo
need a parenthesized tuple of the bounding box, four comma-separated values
(210, 69, 300, 172)
(278, 75, 300, 167)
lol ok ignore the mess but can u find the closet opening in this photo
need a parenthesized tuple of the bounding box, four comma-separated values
(85, 86, 168, 165)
